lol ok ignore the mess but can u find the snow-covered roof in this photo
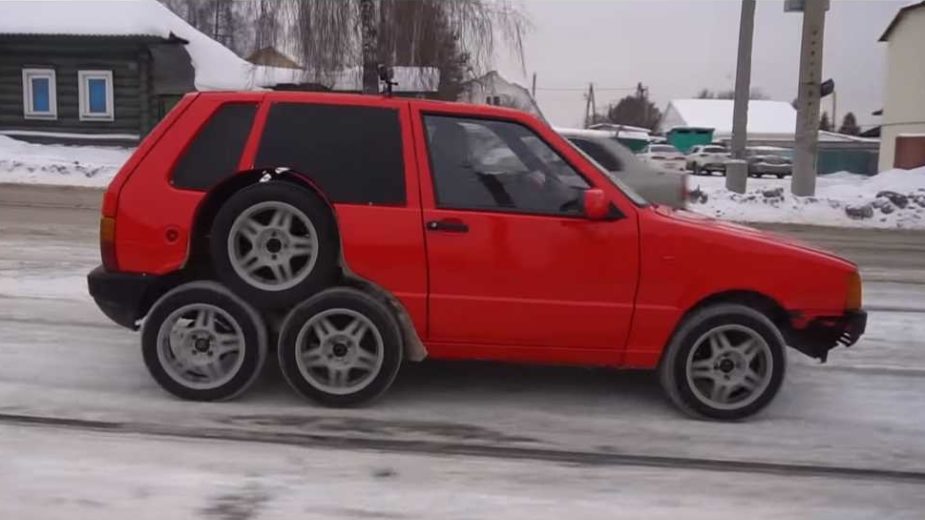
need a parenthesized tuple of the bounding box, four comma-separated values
(0, 0, 258, 90)
(664, 99, 797, 138)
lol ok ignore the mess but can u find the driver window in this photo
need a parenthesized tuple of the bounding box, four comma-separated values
(424, 115, 590, 215)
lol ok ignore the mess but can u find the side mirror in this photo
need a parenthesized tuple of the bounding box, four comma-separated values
(582, 188, 610, 220)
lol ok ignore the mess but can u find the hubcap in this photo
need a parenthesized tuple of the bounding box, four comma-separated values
(294, 308, 384, 395)
(228, 201, 319, 291)
(685, 324, 773, 410)
(155, 303, 246, 390)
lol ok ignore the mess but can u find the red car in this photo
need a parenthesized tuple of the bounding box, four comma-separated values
(88, 91, 865, 419)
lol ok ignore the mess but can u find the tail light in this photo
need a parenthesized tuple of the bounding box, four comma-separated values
(846, 271, 862, 310)
(100, 216, 118, 271)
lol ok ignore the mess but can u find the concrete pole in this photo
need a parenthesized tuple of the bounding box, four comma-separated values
(791, 0, 827, 196)
(726, 0, 756, 194)
(360, 0, 379, 94)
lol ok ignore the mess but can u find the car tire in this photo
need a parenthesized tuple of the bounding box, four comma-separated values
(210, 181, 339, 311)
(692, 163, 702, 175)
(278, 287, 403, 407)
(142, 281, 268, 401)
(658, 303, 786, 420)
(777, 174, 785, 179)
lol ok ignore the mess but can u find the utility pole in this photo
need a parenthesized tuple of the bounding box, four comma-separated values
(584, 83, 596, 128)
(726, 0, 756, 194)
(531, 73, 537, 98)
(791, 0, 828, 196)
(360, 0, 379, 94)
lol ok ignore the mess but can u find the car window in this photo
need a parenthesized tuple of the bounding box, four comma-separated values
(256, 103, 406, 205)
(568, 137, 622, 172)
(690, 146, 700, 153)
(172, 103, 257, 190)
(424, 115, 590, 216)
(704, 146, 726, 153)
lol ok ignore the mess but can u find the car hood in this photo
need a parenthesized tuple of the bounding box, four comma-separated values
(649, 206, 854, 268)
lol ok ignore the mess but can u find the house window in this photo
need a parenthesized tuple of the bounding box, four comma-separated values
(78, 70, 114, 121)
(22, 69, 57, 119)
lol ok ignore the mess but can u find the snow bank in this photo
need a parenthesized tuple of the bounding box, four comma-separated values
(0, 136, 131, 188)
(689, 167, 925, 229)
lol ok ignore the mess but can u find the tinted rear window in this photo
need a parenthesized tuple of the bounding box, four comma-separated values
(172, 103, 257, 190)
(255, 103, 406, 205)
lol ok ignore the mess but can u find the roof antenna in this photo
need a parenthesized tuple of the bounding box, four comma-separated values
(378, 65, 397, 97)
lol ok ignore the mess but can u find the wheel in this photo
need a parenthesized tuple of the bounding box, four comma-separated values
(658, 303, 786, 420)
(278, 287, 403, 407)
(692, 163, 702, 175)
(141, 281, 268, 401)
(210, 181, 338, 310)
(776, 174, 785, 179)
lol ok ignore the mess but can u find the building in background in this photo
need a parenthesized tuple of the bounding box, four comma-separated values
(662, 98, 880, 175)
(878, 1, 925, 171)
(458, 71, 545, 120)
(246, 47, 301, 69)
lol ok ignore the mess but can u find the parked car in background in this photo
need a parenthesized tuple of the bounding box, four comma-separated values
(746, 146, 793, 178)
(558, 128, 687, 208)
(686, 144, 730, 175)
(638, 144, 686, 172)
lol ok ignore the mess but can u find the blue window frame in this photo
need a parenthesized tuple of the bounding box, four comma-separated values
(22, 68, 57, 119)
(78, 70, 114, 121)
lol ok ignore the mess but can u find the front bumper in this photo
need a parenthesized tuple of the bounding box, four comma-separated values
(87, 265, 160, 330)
(787, 310, 867, 362)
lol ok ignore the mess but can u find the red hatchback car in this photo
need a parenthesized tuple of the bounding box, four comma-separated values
(88, 91, 865, 419)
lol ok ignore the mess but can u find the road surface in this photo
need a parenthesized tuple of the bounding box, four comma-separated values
(1, 191, 924, 518)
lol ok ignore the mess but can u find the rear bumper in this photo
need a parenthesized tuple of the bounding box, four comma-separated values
(87, 265, 159, 330)
(787, 310, 867, 362)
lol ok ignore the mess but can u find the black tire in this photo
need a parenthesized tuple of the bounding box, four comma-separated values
(658, 303, 786, 420)
(692, 163, 702, 175)
(210, 181, 339, 311)
(776, 173, 786, 179)
(278, 287, 403, 407)
(142, 281, 268, 401)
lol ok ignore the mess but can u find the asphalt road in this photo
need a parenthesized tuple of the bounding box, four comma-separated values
(2, 189, 925, 518)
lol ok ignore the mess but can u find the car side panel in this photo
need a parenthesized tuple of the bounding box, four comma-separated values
(116, 94, 265, 274)
(622, 208, 854, 368)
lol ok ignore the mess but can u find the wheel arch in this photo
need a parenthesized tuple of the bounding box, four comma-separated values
(185, 168, 339, 276)
(659, 289, 791, 368)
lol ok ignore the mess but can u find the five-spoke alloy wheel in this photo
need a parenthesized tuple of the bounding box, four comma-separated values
(211, 181, 338, 310)
(278, 287, 403, 406)
(659, 303, 786, 420)
(142, 281, 268, 401)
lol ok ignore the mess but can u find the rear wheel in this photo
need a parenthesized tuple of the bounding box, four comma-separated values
(278, 287, 403, 407)
(659, 303, 786, 420)
(210, 181, 338, 310)
(692, 163, 702, 175)
(142, 281, 267, 401)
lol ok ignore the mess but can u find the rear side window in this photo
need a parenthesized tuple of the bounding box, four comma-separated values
(569, 138, 622, 171)
(172, 103, 257, 190)
(255, 103, 406, 205)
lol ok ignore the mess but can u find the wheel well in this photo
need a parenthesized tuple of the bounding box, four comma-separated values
(684, 291, 790, 329)
(185, 169, 339, 278)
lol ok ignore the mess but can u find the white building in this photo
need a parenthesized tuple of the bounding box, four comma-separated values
(458, 71, 545, 120)
(661, 99, 798, 142)
(878, 1, 925, 171)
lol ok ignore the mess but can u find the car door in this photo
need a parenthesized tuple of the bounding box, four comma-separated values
(412, 108, 640, 360)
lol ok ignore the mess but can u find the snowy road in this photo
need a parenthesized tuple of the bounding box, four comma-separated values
(2, 201, 925, 518)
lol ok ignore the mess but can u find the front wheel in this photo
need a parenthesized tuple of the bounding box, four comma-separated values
(278, 287, 403, 407)
(658, 303, 786, 420)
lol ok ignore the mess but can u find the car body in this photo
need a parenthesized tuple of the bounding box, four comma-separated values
(87, 91, 865, 418)
(557, 127, 687, 208)
(637, 144, 687, 171)
(747, 146, 793, 178)
(686, 144, 730, 175)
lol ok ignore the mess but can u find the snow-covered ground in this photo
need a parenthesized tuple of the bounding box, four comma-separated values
(0, 136, 131, 188)
(689, 167, 925, 229)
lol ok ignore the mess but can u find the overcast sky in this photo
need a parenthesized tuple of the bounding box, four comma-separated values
(496, 0, 909, 129)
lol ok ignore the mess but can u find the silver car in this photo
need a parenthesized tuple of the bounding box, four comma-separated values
(557, 128, 687, 208)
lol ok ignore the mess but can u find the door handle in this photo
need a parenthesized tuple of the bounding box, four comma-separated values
(426, 218, 469, 233)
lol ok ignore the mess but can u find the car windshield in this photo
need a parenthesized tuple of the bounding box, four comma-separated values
(649, 145, 678, 154)
(565, 139, 649, 207)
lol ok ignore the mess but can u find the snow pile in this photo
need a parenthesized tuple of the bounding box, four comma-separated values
(689, 167, 925, 229)
(0, 136, 131, 188)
